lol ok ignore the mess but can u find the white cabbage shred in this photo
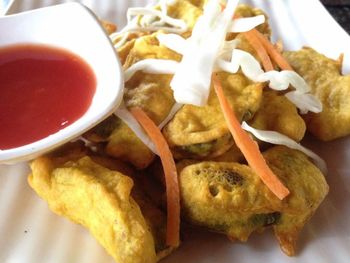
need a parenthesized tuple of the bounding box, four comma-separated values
(157, 33, 187, 54)
(170, 0, 239, 106)
(285, 91, 322, 114)
(124, 59, 178, 82)
(241, 122, 327, 174)
(228, 15, 265, 32)
(110, 0, 187, 49)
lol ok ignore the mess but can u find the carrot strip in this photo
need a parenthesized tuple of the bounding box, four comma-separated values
(130, 107, 180, 247)
(243, 30, 274, 71)
(252, 29, 293, 71)
(212, 75, 290, 200)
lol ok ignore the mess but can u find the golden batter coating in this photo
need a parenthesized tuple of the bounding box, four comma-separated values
(248, 90, 306, 142)
(178, 146, 328, 256)
(28, 145, 172, 263)
(163, 72, 263, 159)
(284, 47, 350, 141)
(86, 34, 180, 169)
(166, 0, 203, 30)
(29, 156, 157, 263)
(84, 115, 155, 169)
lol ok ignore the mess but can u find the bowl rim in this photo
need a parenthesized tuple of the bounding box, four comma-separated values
(0, 2, 124, 164)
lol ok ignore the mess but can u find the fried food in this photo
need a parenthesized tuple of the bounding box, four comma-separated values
(248, 90, 306, 142)
(26, 1, 334, 262)
(122, 33, 179, 123)
(28, 150, 170, 263)
(97, 156, 172, 258)
(166, 0, 203, 30)
(235, 4, 271, 37)
(84, 115, 155, 169)
(178, 146, 328, 256)
(87, 33, 182, 169)
(284, 47, 350, 141)
(92, 2, 272, 166)
(163, 72, 263, 159)
(211, 143, 244, 163)
(103, 2, 272, 165)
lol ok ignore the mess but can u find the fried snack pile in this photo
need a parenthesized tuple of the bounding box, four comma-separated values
(27, 0, 350, 262)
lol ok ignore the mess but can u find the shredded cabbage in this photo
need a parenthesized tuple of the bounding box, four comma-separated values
(157, 33, 187, 54)
(224, 51, 322, 113)
(228, 15, 265, 33)
(170, 0, 239, 106)
(126, 7, 187, 33)
(285, 90, 322, 114)
(257, 70, 310, 92)
(110, 0, 187, 49)
(124, 59, 178, 82)
(157, 33, 240, 60)
(217, 48, 264, 81)
(113, 0, 325, 156)
(241, 122, 327, 174)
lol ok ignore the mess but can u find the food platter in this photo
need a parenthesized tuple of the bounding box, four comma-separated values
(1, 0, 350, 262)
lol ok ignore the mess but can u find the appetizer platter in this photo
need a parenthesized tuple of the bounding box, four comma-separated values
(1, 0, 350, 262)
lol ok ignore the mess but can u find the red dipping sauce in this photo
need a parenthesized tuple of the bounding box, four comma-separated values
(0, 44, 96, 150)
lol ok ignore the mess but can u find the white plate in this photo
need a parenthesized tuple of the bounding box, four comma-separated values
(1, 0, 350, 262)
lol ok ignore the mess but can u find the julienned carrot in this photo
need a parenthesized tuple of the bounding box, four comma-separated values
(212, 75, 290, 200)
(252, 29, 294, 71)
(130, 107, 180, 247)
(242, 30, 274, 72)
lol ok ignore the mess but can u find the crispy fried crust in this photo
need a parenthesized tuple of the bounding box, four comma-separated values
(248, 90, 306, 142)
(163, 72, 263, 159)
(178, 146, 328, 256)
(29, 156, 158, 263)
(84, 115, 155, 169)
(284, 47, 350, 141)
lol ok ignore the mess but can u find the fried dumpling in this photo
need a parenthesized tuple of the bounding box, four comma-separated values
(178, 146, 328, 256)
(284, 47, 350, 141)
(248, 90, 306, 142)
(28, 146, 172, 263)
(163, 72, 263, 159)
(84, 115, 155, 169)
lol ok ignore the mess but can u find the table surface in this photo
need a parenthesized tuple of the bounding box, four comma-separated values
(322, 0, 350, 33)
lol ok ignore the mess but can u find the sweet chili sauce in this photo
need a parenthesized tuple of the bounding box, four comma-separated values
(0, 44, 96, 150)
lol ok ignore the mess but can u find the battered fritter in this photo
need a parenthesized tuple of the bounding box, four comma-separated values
(178, 146, 328, 256)
(248, 90, 306, 142)
(84, 115, 155, 169)
(284, 47, 350, 141)
(163, 72, 263, 159)
(28, 145, 171, 263)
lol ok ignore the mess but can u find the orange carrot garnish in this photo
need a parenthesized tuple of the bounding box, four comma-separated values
(252, 29, 293, 71)
(130, 107, 180, 247)
(243, 30, 274, 71)
(212, 75, 290, 200)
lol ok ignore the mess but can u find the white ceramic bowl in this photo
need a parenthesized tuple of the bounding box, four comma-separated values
(0, 2, 123, 163)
